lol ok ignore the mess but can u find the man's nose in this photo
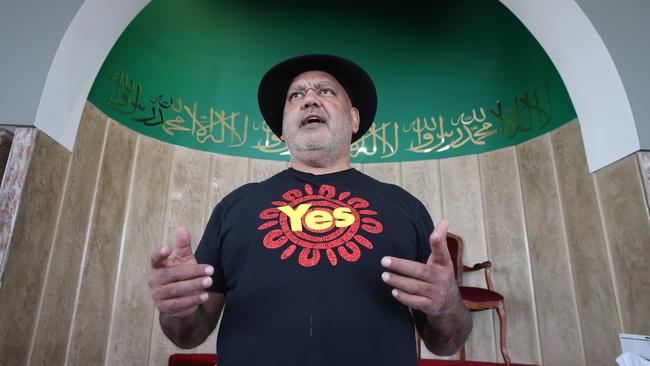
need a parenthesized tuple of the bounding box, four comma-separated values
(301, 89, 321, 109)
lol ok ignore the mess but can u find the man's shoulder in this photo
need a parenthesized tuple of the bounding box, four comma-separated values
(217, 181, 262, 208)
(356, 171, 429, 215)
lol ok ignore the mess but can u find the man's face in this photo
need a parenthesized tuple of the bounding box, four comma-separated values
(281, 71, 360, 157)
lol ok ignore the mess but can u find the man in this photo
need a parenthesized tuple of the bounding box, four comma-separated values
(149, 54, 472, 365)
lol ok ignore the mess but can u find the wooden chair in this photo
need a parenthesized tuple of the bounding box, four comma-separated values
(415, 232, 510, 365)
(448, 232, 511, 366)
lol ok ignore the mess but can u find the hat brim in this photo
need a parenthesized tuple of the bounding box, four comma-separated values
(257, 54, 377, 143)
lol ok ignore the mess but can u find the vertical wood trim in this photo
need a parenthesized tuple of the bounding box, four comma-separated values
(27, 133, 74, 364)
(148, 147, 212, 366)
(64, 119, 110, 365)
(105, 136, 173, 366)
(592, 173, 625, 333)
(547, 132, 588, 365)
(146, 140, 176, 365)
(551, 122, 620, 365)
(478, 148, 542, 364)
(440, 155, 495, 362)
(103, 134, 141, 366)
(592, 154, 650, 334)
(29, 103, 109, 366)
(517, 135, 585, 366)
(66, 121, 137, 366)
(512, 148, 543, 365)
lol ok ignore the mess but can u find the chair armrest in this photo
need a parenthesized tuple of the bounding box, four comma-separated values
(462, 261, 492, 272)
(462, 261, 495, 291)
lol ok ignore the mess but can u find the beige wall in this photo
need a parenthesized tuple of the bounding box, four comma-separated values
(1, 102, 648, 365)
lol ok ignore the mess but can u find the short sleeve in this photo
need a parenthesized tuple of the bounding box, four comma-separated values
(194, 203, 228, 294)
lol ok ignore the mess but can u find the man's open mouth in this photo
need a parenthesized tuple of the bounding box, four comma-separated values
(301, 115, 327, 127)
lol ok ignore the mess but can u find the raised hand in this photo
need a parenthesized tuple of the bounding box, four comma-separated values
(149, 226, 214, 319)
(380, 219, 459, 317)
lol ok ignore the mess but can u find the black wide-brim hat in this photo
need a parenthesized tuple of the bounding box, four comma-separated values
(257, 54, 377, 143)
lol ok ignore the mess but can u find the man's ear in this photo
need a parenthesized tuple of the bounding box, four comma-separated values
(351, 107, 360, 133)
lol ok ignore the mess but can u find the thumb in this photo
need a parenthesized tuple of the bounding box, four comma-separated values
(174, 225, 196, 264)
(428, 219, 450, 264)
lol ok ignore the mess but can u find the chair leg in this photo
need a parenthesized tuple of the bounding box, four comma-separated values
(459, 344, 466, 360)
(496, 302, 511, 366)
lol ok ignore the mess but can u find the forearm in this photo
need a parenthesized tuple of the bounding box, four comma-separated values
(417, 291, 472, 355)
(160, 305, 213, 348)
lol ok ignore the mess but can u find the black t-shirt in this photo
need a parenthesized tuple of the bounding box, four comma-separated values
(195, 167, 434, 366)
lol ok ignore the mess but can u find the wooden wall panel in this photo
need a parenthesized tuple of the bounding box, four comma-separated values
(206, 154, 249, 210)
(363, 162, 401, 185)
(517, 135, 585, 366)
(67, 121, 136, 366)
(552, 122, 621, 365)
(250, 158, 287, 182)
(400, 160, 445, 360)
(29, 103, 108, 366)
(105, 136, 172, 366)
(595, 154, 650, 334)
(440, 155, 495, 362)
(4, 100, 649, 366)
(148, 146, 212, 366)
(0, 132, 69, 365)
(401, 160, 443, 222)
(478, 147, 541, 365)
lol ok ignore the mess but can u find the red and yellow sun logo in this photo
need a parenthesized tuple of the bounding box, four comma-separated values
(258, 183, 383, 267)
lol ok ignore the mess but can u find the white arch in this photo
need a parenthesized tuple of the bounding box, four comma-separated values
(33, 0, 149, 150)
(33, 0, 638, 172)
(499, 0, 639, 172)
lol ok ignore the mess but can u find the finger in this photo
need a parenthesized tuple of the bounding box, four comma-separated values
(381, 271, 433, 298)
(429, 219, 451, 264)
(152, 276, 213, 302)
(158, 291, 209, 317)
(153, 264, 214, 286)
(381, 256, 433, 282)
(151, 245, 172, 269)
(390, 288, 432, 312)
(175, 225, 196, 263)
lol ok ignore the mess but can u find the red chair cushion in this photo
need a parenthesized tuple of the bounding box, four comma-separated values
(459, 286, 503, 302)
(169, 353, 217, 366)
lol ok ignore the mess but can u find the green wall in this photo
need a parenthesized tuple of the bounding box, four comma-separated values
(89, 0, 575, 162)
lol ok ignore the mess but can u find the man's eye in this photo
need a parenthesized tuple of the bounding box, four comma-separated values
(288, 92, 303, 101)
(320, 88, 334, 95)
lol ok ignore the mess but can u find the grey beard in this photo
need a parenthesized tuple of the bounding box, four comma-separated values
(284, 128, 349, 165)
(287, 138, 340, 164)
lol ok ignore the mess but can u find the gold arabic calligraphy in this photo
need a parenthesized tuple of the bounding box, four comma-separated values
(108, 69, 249, 147)
(107, 69, 555, 158)
(404, 108, 497, 154)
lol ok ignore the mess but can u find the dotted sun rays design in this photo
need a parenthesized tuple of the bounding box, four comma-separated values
(257, 184, 384, 267)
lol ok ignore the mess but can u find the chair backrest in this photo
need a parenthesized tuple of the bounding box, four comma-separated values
(446, 232, 464, 286)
